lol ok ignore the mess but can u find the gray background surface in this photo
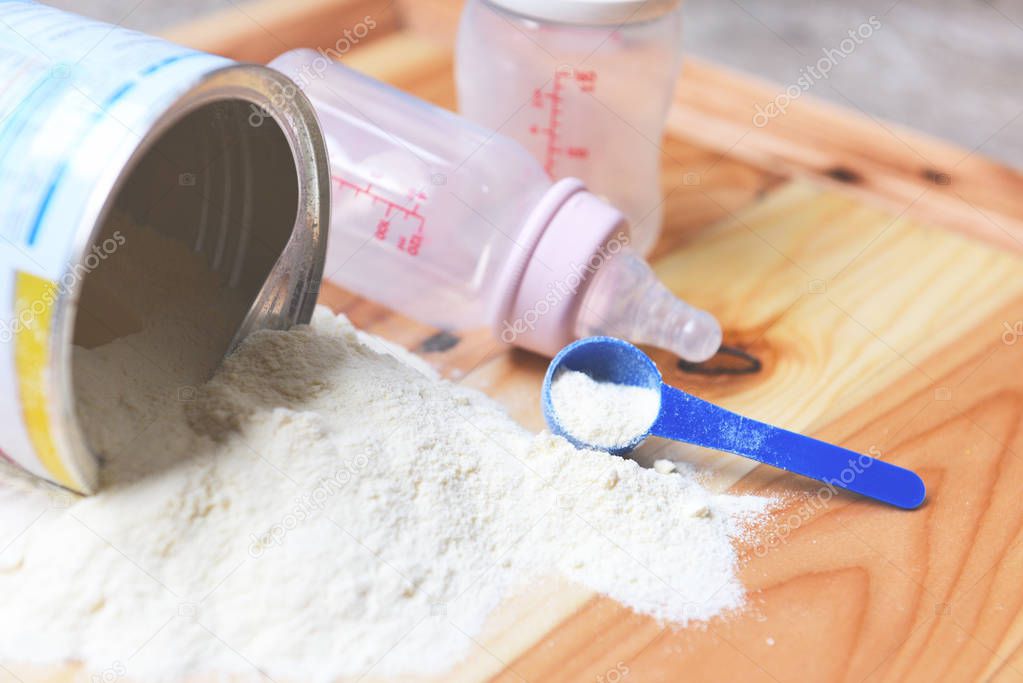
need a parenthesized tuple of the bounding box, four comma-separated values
(44, 0, 1023, 168)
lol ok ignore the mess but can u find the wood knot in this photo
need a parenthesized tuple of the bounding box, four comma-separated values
(922, 168, 952, 186)
(824, 166, 861, 184)
(677, 344, 763, 376)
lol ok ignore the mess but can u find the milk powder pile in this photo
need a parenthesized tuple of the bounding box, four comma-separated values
(0, 308, 768, 681)
(550, 369, 661, 447)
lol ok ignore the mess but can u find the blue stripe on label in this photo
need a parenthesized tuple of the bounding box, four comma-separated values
(140, 53, 191, 77)
(26, 51, 206, 246)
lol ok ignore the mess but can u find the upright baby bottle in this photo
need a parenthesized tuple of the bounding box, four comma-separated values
(269, 50, 719, 362)
(455, 0, 684, 255)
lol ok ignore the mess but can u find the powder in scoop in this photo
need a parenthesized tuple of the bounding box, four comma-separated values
(550, 369, 661, 448)
(0, 309, 767, 681)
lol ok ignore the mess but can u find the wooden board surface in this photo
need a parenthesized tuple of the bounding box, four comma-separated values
(17, 2, 1023, 681)
(314, 30, 1023, 682)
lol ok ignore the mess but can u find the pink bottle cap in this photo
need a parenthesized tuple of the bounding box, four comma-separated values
(495, 178, 628, 355)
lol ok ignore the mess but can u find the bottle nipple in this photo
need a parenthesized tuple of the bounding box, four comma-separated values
(574, 248, 721, 362)
(500, 180, 721, 363)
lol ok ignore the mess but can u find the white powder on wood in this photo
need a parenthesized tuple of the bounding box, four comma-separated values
(0, 309, 767, 681)
(550, 369, 661, 448)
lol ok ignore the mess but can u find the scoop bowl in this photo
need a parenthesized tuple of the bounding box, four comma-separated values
(541, 336, 662, 454)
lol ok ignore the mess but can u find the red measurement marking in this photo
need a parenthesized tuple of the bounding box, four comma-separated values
(332, 175, 426, 256)
(531, 67, 595, 178)
(542, 69, 565, 176)
(574, 69, 596, 93)
(531, 88, 544, 108)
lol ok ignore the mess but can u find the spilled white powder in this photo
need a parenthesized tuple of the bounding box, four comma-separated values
(550, 369, 661, 448)
(0, 309, 768, 681)
(654, 459, 677, 474)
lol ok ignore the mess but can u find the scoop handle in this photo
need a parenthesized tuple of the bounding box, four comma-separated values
(651, 385, 926, 509)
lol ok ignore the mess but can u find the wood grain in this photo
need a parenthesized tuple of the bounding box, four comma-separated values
(525, 294, 1023, 683)
(108, 4, 1023, 682)
(177, 0, 1023, 254)
(315, 179, 1023, 683)
(667, 60, 1023, 254)
(162, 0, 400, 63)
(387, 0, 1023, 252)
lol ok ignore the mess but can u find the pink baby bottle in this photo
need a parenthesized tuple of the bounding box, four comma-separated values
(269, 49, 719, 362)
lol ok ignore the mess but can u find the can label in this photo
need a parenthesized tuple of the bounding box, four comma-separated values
(0, 1, 229, 489)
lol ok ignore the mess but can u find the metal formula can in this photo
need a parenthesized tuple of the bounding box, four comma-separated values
(0, 1, 330, 493)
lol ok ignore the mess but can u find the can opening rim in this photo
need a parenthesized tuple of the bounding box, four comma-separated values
(51, 65, 329, 494)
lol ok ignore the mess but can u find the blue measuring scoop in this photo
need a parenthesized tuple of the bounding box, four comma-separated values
(541, 336, 926, 510)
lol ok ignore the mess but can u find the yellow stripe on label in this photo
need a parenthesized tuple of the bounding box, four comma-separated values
(14, 271, 77, 489)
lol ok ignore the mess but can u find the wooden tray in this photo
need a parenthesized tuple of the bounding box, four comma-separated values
(37, 2, 1023, 681)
